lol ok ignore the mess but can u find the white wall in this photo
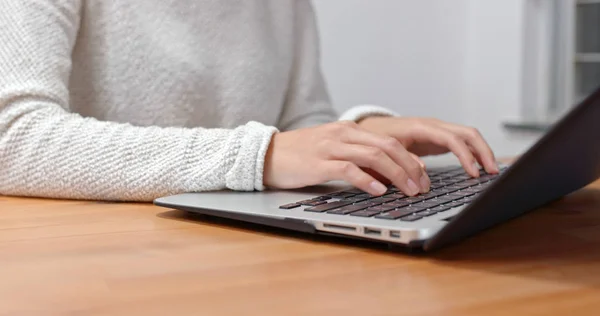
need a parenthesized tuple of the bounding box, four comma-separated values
(464, 0, 541, 157)
(313, 0, 542, 160)
(314, 0, 469, 123)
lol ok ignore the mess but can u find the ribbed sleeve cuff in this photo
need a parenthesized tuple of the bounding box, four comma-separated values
(338, 104, 398, 122)
(224, 121, 278, 191)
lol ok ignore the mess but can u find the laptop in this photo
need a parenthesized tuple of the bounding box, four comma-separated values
(154, 86, 600, 251)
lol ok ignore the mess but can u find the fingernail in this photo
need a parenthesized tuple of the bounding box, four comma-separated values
(370, 181, 387, 195)
(407, 179, 419, 195)
(420, 174, 430, 192)
(493, 163, 500, 173)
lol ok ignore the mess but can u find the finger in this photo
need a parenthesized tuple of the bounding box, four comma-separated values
(341, 128, 429, 193)
(468, 144, 487, 173)
(410, 125, 480, 177)
(409, 153, 426, 170)
(439, 124, 499, 173)
(323, 161, 387, 196)
(330, 143, 422, 196)
(363, 168, 391, 185)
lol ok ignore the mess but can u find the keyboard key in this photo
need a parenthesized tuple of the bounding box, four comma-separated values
(349, 200, 382, 208)
(418, 191, 437, 199)
(455, 183, 473, 190)
(400, 204, 429, 213)
(417, 200, 444, 209)
(478, 174, 497, 182)
(350, 208, 386, 217)
(467, 185, 486, 193)
(430, 205, 452, 212)
(384, 200, 412, 208)
(417, 209, 439, 217)
(480, 181, 493, 188)
(314, 196, 333, 201)
(432, 190, 451, 196)
(305, 200, 353, 213)
(431, 181, 451, 189)
(369, 196, 398, 204)
(431, 195, 456, 203)
(401, 214, 424, 222)
(375, 207, 418, 220)
(300, 200, 327, 206)
(461, 187, 482, 194)
(445, 192, 467, 200)
(433, 187, 454, 194)
(434, 187, 455, 194)
(352, 200, 385, 208)
(403, 196, 426, 204)
(279, 203, 301, 209)
(327, 204, 369, 215)
(445, 183, 471, 191)
(446, 178, 465, 185)
(461, 179, 482, 186)
(343, 195, 372, 203)
(384, 193, 405, 199)
(439, 186, 461, 194)
(363, 204, 397, 213)
(453, 191, 476, 198)
(454, 175, 472, 181)
(386, 187, 400, 193)
(474, 177, 490, 184)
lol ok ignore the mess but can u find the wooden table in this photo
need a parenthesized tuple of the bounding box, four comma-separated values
(1, 180, 600, 316)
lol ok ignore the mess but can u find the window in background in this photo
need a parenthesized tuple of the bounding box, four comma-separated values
(575, 1, 600, 103)
(507, 0, 600, 131)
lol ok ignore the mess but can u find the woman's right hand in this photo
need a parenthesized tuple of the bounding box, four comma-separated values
(263, 121, 430, 196)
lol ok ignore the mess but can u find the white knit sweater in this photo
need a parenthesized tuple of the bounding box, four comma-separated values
(0, 0, 394, 201)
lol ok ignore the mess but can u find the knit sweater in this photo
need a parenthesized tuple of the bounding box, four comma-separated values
(0, 0, 394, 201)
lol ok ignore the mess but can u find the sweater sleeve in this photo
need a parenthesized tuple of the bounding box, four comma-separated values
(276, 0, 397, 131)
(0, 0, 277, 202)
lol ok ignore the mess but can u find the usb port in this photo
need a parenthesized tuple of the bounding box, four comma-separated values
(364, 228, 381, 236)
(389, 231, 401, 238)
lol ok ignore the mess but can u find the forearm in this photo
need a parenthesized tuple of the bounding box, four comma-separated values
(0, 101, 277, 201)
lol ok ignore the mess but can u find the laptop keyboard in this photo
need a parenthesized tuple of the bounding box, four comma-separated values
(279, 165, 507, 222)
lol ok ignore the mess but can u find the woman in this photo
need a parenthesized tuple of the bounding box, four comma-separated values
(0, 0, 498, 202)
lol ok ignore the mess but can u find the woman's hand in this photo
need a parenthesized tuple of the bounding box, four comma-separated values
(357, 116, 499, 177)
(263, 121, 430, 196)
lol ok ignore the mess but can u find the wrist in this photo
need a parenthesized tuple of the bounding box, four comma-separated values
(357, 115, 389, 132)
(263, 132, 278, 188)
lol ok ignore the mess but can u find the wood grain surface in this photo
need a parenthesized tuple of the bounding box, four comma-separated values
(0, 180, 599, 315)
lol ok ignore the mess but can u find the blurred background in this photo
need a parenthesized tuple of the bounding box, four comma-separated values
(313, 0, 600, 163)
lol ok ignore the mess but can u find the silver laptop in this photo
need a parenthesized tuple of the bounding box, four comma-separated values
(155, 87, 600, 251)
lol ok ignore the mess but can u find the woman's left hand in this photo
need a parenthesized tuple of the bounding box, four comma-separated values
(357, 116, 499, 177)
